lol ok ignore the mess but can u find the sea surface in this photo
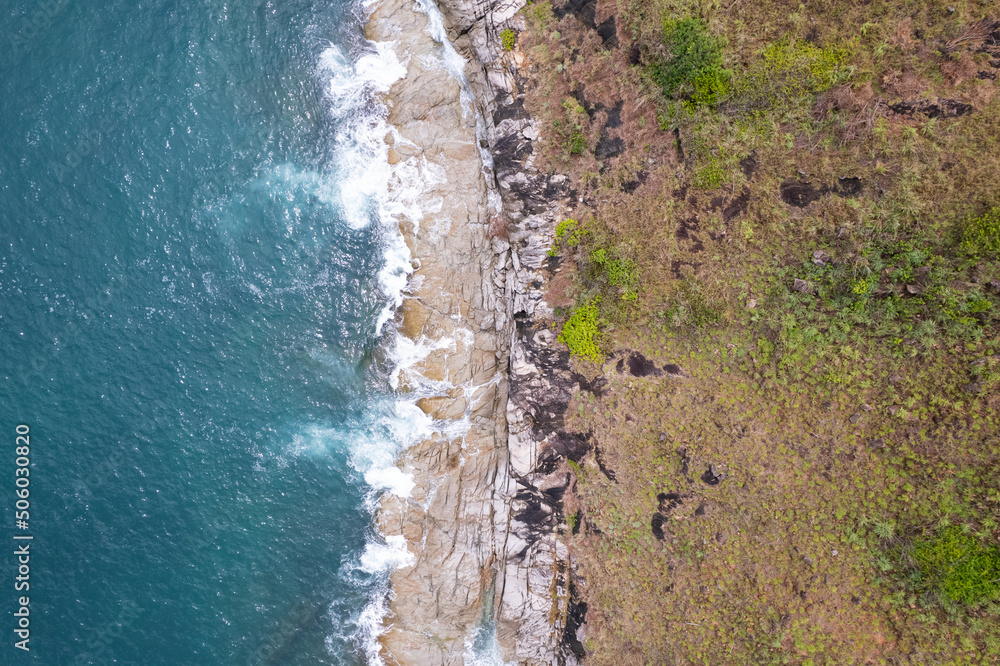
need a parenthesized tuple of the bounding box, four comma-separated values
(0, 0, 418, 663)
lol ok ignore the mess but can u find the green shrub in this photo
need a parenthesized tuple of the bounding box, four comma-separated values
(693, 159, 726, 189)
(500, 28, 516, 51)
(650, 18, 730, 108)
(589, 247, 639, 301)
(959, 207, 1000, 258)
(567, 130, 588, 155)
(552, 218, 589, 252)
(559, 298, 603, 361)
(727, 37, 851, 114)
(913, 526, 1000, 605)
(557, 98, 590, 157)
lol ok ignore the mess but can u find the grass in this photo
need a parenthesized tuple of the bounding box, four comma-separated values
(912, 526, 1000, 606)
(517, 0, 1000, 661)
(960, 206, 1000, 258)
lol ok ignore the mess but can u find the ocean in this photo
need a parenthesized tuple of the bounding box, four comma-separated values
(0, 0, 420, 663)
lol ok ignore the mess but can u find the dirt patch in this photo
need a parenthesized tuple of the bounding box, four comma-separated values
(552, 0, 597, 29)
(615, 351, 663, 377)
(888, 98, 973, 119)
(595, 134, 625, 159)
(723, 186, 751, 221)
(780, 180, 824, 207)
(596, 16, 618, 48)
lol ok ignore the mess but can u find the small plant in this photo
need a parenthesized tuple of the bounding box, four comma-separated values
(500, 28, 516, 51)
(567, 130, 588, 155)
(559, 297, 603, 362)
(523, 0, 554, 32)
(589, 247, 639, 301)
(851, 274, 878, 297)
(558, 98, 590, 157)
(726, 37, 851, 114)
(650, 18, 731, 108)
(693, 159, 726, 189)
(913, 526, 1000, 606)
(959, 206, 1000, 258)
(550, 218, 590, 256)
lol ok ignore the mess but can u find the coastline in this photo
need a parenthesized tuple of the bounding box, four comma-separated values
(364, 0, 587, 662)
(363, 0, 515, 661)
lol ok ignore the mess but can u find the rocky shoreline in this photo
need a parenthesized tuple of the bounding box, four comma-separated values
(365, 0, 587, 662)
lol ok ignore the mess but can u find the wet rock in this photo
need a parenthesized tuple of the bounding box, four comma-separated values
(550, 431, 592, 461)
(561, 583, 588, 659)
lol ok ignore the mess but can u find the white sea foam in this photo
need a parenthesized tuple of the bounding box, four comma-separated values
(360, 534, 416, 573)
(317, 1, 508, 662)
(364, 465, 416, 498)
(314, 27, 414, 664)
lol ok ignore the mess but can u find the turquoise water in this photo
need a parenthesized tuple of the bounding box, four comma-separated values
(1, 1, 407, 663)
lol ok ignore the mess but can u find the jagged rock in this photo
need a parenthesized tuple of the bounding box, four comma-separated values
(700, 464, 727, 486)
(368, 0, 585, 662)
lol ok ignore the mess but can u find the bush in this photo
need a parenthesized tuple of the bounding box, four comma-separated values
(650, 18, 730, 108)
(589, 247, 639, 301)
(959, 206, 1000, 258)
(556, 98, 590, 157)
(726, 37, 851, 114)
(559, 298, 603, 361)
(550, 218, 589, 256)
(913, 526, 1000, 606)
(567, 130, 588, 155)
(500, 28, 516, 51)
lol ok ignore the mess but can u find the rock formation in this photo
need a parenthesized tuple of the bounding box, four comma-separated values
(366, 0, 585, 662)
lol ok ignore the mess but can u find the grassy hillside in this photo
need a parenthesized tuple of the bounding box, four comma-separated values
(514, 0, 1000, 662)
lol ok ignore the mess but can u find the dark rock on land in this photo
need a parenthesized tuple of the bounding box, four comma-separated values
(701, 464, 727, 486)
(889, 98, 972, 118)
